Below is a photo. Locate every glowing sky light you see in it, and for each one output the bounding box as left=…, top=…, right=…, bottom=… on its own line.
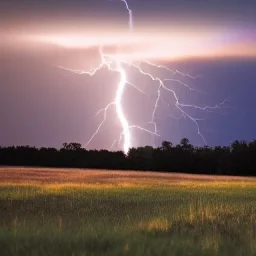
left=56, top=0, right=232, bottom=154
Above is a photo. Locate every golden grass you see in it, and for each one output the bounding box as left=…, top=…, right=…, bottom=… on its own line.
left=0, top=167, right=255, bottom=256
left=0, top=167, right=255, bottom=188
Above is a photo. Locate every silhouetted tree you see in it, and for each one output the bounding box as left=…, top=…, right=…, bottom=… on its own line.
left=180, top=138, right=193, bottom=150
left=161, top=141, right=173, bottom=151
left=0, top=139, right=255, bottom=176
left=62, top=143, right=82, bottom=151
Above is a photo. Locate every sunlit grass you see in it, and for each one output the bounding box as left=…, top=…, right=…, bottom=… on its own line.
left=0, top=168, right=255, bottom=255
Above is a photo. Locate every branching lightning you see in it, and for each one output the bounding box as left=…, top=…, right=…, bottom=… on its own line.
left=58, top=0, right=228, bottom=154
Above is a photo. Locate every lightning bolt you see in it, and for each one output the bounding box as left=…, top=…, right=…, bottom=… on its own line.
left=115, top=61, right=131, bottom=154
left=121, top=0, right=133, bottom=31
left=58, top=0, right=228, bottom=154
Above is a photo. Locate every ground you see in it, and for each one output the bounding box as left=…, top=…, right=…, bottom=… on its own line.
left=0, top=167, right=255, bottom=256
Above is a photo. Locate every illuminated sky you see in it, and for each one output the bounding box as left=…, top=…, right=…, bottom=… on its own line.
left=1, top=0, right=256, bottom=149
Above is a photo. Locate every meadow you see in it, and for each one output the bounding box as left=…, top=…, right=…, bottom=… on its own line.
left=0, top=167, right=255, bottom=256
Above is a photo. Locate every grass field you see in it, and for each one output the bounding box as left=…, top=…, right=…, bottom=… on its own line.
left=0, top=167, right=256, bottom=256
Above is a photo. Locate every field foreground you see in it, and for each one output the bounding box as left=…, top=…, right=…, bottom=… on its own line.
left=0, top=167, right=256, bottom=256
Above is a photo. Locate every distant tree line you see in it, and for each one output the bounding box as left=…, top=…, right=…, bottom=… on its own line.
left=0, top=138, right=256, bottom=176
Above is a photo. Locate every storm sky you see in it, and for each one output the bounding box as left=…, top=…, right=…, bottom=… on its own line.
left=1, top=0, right=256, bottom=150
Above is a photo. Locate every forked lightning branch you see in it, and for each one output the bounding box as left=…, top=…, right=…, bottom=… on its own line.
left=59, top=0, right=227, bottom=154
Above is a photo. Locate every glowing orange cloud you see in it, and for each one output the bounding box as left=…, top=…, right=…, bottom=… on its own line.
left=2, top=22, right=255, bottom=62
left=14, top=29, right=255, bottom=61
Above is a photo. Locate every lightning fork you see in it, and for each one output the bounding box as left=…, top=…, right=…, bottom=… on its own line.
left=58, top=0, right=227, bottom=153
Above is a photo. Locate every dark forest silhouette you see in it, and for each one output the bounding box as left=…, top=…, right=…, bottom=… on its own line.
left=0, top=138, right=256, bottom=176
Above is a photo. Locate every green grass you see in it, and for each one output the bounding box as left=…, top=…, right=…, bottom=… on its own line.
left=0, top=181, right=256, bottom=255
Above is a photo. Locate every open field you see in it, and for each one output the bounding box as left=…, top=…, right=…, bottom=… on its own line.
left=0, top=167, right=256, bottom=256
